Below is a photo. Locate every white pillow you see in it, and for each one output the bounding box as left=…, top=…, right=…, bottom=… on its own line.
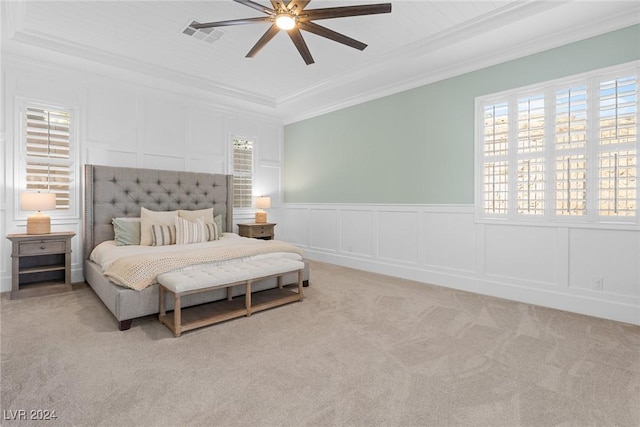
left=178, top=208, right=214, bottom=225
left=140, top=207, right=178, bottom=246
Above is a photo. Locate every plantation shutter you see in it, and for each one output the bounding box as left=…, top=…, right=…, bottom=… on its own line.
left=232, top=138, right=254, bottom=208
left=516, top=94, right=545, bottom=215
left=24, top=106, right=72, bottom=210
left=554, top=86, right=588, bottom=216
left=598, top=75, right=637, bottom=217
left=482, top=102, right=509, bottom=214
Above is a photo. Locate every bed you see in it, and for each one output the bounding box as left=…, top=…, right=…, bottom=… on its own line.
left=83, top=164, right=309, bottom=330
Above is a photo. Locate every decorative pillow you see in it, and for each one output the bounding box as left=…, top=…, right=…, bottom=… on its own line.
left=214, top=214, right=223, bottom=234
left=151, top=225, right=176, bottom=246
left=178, top=208, right=214, bottom=225
left=205, top=222, right=219, bottom=241
left=175, top=216, right=207, bottom=245
left=140, top=208, right=178, bottom=246
left=112, top=218, right=141, bottom=246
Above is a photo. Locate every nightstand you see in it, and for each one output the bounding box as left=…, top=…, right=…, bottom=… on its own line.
left=6, top=231, right=75, bottom=299
left=237, top=223, right=276, bottom=240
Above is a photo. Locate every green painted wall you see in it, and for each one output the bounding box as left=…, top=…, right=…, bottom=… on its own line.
left=283, top=24, right=640, bottom=204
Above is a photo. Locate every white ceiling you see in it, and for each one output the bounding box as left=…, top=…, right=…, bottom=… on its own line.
left=2, top=0, right=639, bottom=123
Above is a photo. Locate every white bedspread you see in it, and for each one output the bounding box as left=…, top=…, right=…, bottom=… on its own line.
left=90, top=233, right=304, bottom=290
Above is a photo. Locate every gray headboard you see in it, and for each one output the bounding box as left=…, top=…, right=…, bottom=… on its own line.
left=83, top=164, right=233, bottom=259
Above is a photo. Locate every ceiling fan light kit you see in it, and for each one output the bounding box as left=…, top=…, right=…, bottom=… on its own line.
left=191, top=0, right=392, bottom=65
left=275, top=13, right=296, bottom=30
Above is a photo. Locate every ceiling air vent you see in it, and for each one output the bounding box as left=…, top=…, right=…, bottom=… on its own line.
left=182, top=20, right=224, bottom=44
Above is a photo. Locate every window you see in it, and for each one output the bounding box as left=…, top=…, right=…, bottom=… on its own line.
left=21, top=102, right=75, bottom=211
left=232, top=137, right=254, bottom=208
left=477, top=63, right=638, bottom=225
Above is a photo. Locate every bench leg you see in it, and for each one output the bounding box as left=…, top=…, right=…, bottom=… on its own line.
left=159, top=286, right=166, bottom=317
left=298, top=270, right=304, bottom=301
left=173, top=293, right=182, bottom=337
left=245, top=281, right=252, bottom=317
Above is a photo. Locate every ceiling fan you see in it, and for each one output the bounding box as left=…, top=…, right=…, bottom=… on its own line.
left=190, top=0, right=392, bottom=65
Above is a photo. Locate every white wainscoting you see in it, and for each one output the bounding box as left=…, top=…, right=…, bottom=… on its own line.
left=1, top=54, right=285, bottom=293
left=281, top=203, right=640, bottom=325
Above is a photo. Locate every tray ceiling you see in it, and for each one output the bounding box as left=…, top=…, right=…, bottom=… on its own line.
left=2, top=1, right=639, bottom=122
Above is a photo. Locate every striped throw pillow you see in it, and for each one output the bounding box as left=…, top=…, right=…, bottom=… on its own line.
left=175, top=216, right=207, bottom=245
left=204, top=222, right=220, bottom=241
left=150, top=224, right=176, bottom=246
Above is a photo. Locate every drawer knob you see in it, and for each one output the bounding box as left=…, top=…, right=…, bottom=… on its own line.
left=40, top=246, right=46, bottom=250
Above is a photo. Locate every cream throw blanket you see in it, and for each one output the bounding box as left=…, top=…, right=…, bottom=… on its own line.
left=103, top=241, right=304, bottom=290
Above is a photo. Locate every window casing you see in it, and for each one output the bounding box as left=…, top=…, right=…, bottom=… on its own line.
left=18, top=100, right=78, bottom=218
left=476, top=63, right=639, bottom=227
left=232, top=137, right=254, bottom=209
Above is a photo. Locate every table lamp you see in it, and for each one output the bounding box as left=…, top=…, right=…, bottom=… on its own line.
left=255, top=196, right=271, bottom=224
left=21, top=192, right=57, bottom=234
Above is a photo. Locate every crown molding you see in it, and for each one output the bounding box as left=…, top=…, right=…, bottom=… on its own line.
left=3, top=0, right=638, bottom=125
left=1, top=51, right=287, bottom=125
left=279, top=2, right=640, bottom=124
left=0, top=0, right=26, bottom=42
left=5, top=27, right=279, bottom=110
left=276, top=0, right=561, bottom=107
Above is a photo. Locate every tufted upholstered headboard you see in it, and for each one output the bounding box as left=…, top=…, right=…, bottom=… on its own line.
left=83, top=164, right=233, bottom=260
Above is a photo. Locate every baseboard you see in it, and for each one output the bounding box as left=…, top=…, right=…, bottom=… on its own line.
left=305, top=250, right=640, bottom=326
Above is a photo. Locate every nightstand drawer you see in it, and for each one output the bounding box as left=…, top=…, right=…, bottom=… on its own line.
left=237, top=223, right=276, bottom=240
left=252, top=227, right=272, bottom=237
left=19, top=240, right=66, bottom=256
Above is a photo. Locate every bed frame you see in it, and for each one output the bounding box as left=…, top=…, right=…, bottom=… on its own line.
left=83, top=164, right=309, bottom=330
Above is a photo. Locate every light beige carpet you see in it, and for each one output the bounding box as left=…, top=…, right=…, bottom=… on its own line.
left=1, top=260, right=639, bottom=427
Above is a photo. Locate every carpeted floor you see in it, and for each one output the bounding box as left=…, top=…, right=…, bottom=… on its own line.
left=1, top=260, right=639, bottom=427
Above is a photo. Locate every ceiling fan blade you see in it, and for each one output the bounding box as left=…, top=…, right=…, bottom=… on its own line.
left=246, top=24, right=280, bottom=58
left=288, top=0, right=310, bottom=13
left=287, top=28, right=314, bottom=65
left=298, top=21, right=367, bottom=51
left=191, top=17, right=272, bottom=29
left=234, top=0, right=275, bottom=15
left=270, top=1, right=286, bottom=9
left=302, top=3, right=391, bottom=21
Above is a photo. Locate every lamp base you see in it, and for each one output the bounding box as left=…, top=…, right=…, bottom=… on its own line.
left=255, top=210, right=267, bottom=224
left=27, top=213, right=51, bottom=234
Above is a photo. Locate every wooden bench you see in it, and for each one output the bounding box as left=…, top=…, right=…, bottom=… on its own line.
left=157, top=258, right=305, bottom=337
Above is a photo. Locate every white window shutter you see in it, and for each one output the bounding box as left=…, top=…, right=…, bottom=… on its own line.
left=24, top=106, right=72, bottom=210
left=232, top=138, right=254, bottom=209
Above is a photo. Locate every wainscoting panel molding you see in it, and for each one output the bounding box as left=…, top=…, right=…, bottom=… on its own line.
left=421, top=210, right=476, bottom=274
left=340, top=208, right=374, bottom=257
left=86, top=86, right=139, bottom=147
left=86, top=147, right=138, bottom=168
left=187, top=157, right=226, bottom=175
left=568, top=228, right=640, bottom=298
left=377, top=209, right=420, bottom=265
left=282, top=207, right=311, bottom=247
left=142, top=153, right=185, bottom=172
left=309, top=208, right=339, bottom=252
left=483, top=224, right=559, bottom=286
left=281, top=203, right=640, bottom=325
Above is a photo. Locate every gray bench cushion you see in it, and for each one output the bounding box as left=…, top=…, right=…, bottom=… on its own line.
left=157, top=259, right=305, bottom=293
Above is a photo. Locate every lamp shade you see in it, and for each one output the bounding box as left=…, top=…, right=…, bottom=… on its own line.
left=21, top=192, right=56, bottom=234
left=255, top=196, right=271, bottom=209
left=21, top=192, right=56, bottom=211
